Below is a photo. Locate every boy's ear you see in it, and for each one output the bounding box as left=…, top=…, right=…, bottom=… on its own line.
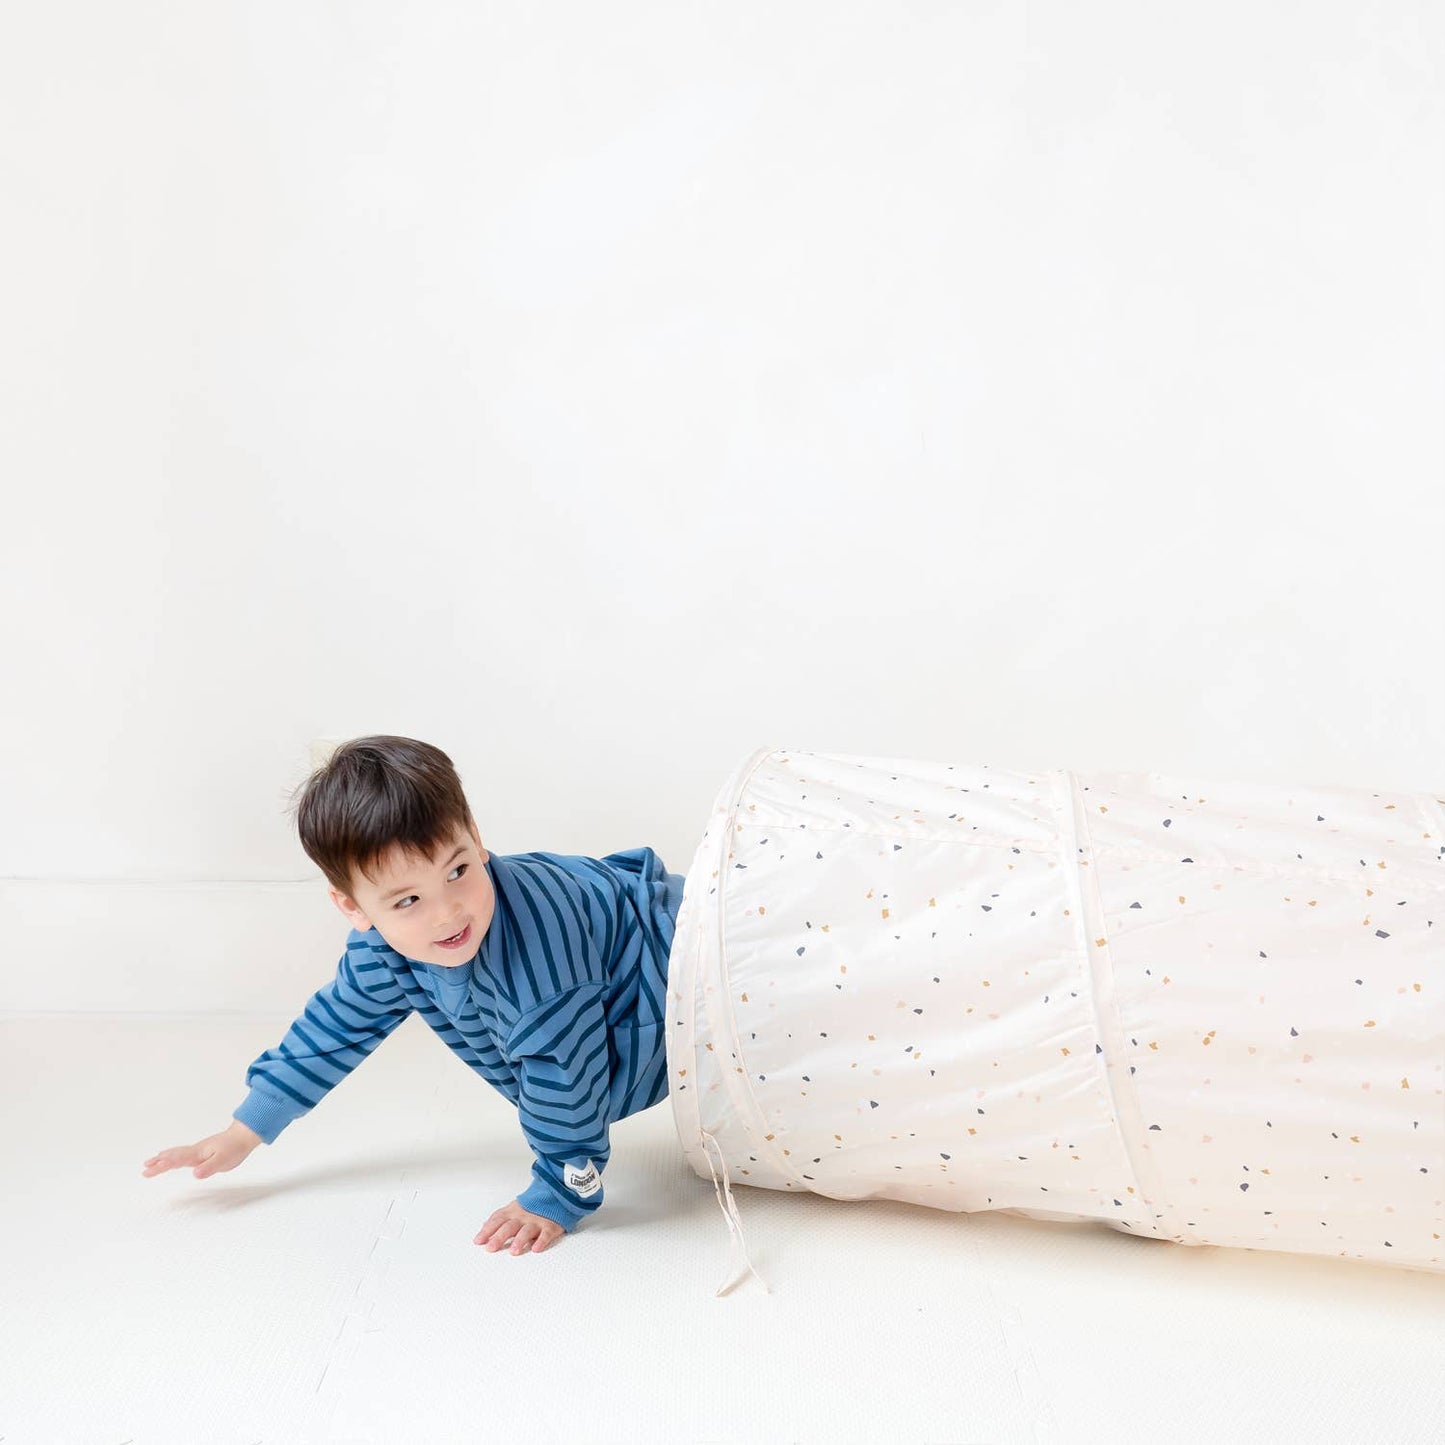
left=329, top=886, right=373, bottom=932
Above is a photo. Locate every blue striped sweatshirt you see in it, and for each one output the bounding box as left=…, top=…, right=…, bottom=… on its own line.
left=232, top=847, right=686, bottom=1231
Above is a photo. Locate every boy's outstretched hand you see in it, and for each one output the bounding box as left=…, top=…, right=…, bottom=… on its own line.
left=475, top=1200, right=565, bottom=1255
left=141, top=1120, right=261, bottom=1180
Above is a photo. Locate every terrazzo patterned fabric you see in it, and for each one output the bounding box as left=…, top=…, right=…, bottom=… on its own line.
left=666, top=746, right=1444, bottom=1289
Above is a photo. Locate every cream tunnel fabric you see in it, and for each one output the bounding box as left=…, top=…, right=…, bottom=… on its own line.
left=664, top=746, right=1445, bottom=1294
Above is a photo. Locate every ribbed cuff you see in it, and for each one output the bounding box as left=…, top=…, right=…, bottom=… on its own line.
left=516, top=1178, right=587, bottom=1231
left=232, top=1087, right=308, bottom=1146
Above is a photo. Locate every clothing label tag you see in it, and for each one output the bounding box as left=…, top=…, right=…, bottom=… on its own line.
left=564, top=1160, right=601, bottom=1198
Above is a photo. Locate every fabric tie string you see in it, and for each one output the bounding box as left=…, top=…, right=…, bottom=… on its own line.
left=698, top=1127, right=770, bottom=1296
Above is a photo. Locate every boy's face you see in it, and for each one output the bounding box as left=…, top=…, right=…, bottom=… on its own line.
left=329, top=818, right=495, bottom=967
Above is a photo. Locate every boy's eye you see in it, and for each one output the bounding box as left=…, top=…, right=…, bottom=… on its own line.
left=394, top=862, right=468, bottom=909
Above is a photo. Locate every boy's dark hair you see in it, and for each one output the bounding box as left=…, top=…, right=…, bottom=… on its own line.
left=287, top=735, right=476, bottom=900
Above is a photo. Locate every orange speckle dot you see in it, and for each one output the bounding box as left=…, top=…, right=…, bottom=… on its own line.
left=882, top=908, right=890, bottom=919
left=740, top=993, right=748, bottom=1003
left=1095, top=937, right=1107, bottom=947
left=1364, top=1019, right=1376, bottom=1027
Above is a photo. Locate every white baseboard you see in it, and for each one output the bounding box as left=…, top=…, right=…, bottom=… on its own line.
left=0, top=878, right=353, bottom=1014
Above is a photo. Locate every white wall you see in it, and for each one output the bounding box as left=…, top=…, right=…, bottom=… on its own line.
left=3, top=2, right=1441, bottom=1012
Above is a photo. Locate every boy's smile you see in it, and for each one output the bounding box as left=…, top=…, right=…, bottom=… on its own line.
left=328, top=819, right=496, bottom=967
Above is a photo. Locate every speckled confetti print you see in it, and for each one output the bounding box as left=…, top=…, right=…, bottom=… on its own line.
left=665, top=746, right=1444, bottom=1280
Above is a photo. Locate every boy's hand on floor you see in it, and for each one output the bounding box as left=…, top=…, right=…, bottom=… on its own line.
left=475, top=1200, right=565, bottom=1255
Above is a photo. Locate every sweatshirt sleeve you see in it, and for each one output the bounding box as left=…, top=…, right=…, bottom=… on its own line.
left=232, top=936, right=414, bottom=1145
left=506, top=981, right=613, bottom=1231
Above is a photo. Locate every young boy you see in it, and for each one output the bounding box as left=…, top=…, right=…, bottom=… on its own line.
left=141, top=735, right=686, bottom=1257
